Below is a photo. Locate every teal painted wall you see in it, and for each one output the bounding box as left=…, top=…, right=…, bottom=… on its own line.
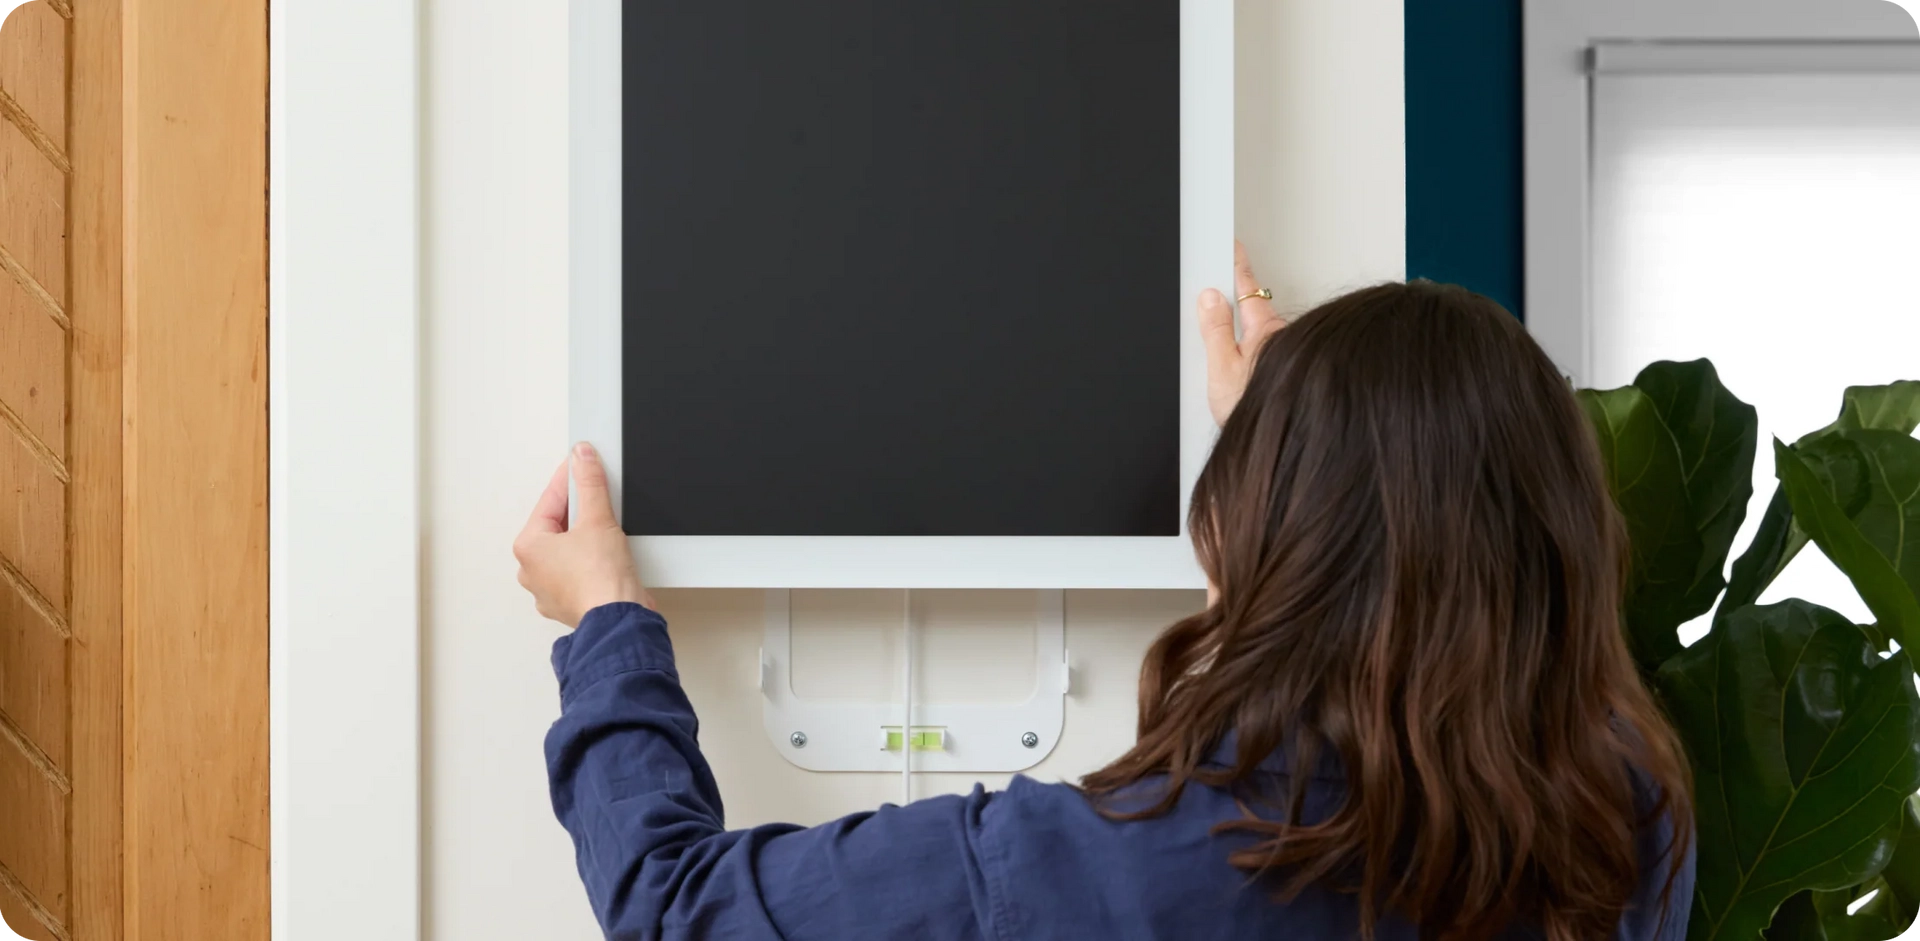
left=1405, top=0, right=1524, bottom=318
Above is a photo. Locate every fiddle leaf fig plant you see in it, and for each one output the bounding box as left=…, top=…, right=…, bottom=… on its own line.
left=1658, top=598, right=1919, bottom=941
left=1724, top=384, right=1920, bottom=629
left=1579, top=361, right=1756, bottom=669
left=1579, top=366, right=1920, bottom=941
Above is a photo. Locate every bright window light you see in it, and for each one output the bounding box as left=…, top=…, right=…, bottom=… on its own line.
left=1590, top=73, right=1920, bottom=645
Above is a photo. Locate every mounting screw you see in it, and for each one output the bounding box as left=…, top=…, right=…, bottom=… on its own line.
left=790, top=731, right=808, bottom=748
left=1021, top=732, right=1039, bottom=749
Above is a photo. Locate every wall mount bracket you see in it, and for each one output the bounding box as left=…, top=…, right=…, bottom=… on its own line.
left=759, top=589, right=1069, bottom=773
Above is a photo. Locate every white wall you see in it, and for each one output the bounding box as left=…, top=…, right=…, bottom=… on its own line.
left=420, top=1, right=1404, bottom=937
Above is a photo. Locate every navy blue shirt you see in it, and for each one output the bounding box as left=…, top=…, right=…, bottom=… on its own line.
left=548, top=603, right=1694, bottom=940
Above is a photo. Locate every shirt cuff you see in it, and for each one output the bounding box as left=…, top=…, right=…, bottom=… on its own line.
left=550, top=602, right=676, bottom=705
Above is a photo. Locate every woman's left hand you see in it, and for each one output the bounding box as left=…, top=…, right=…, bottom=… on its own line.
left=1199, top=241, right=1285, bottom=426
left=514, top=442, right=657, bottom=628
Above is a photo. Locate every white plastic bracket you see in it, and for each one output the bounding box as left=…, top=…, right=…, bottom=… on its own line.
left=761, top=589, right=1068, bottom=773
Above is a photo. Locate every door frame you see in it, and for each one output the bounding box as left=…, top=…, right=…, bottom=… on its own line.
left=30, top=0, right=275, bottom=937
left=268, top=1, right=421, bottom=940
left=1520, top=0, right=1916, bottom=384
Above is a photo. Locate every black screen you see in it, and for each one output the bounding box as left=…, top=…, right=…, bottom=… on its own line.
left=623, top=2, right=1180, bottom=536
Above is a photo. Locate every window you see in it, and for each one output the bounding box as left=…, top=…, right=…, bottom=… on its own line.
left=1589, top=65, right=1920, bottom=635
left=1525, top=0, right=1918, bottom=640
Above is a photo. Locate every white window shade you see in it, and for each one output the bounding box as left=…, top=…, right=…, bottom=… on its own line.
left=1591, top=71, right=1920, bottom=637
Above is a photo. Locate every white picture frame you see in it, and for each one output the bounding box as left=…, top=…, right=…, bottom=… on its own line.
left=570, top=0, right=1232, bottom=589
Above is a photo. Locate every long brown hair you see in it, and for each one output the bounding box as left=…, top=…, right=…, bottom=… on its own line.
left=1082, top=281, right=1691, bottom=941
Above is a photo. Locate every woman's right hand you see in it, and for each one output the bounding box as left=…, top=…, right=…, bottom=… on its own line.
left=1199, top=241, right=1285, bottom=426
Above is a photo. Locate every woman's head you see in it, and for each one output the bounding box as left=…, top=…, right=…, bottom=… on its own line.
left=1084, top=281, right=1690, bottom=941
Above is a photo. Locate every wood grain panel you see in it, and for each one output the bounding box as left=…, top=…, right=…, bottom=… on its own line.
left=0, top=2, right=66, bottom=152
left=67, top=0, right=123, bottom=935
left=0, top=5, right=68, bottom=937
left=123, top=0, right=268, bottom=936
left=0, top=422, right=64, bottom=616
left=0, top=119, right=65, bottom=306
left=3, top=1, right=271, bottom=937
left=0, top=273, right=64, bottom=461
left=0, top=737, right=66, bottom=925
left=0, top=575, right=67, bottom=770
left=0, top=887, right=57, bottom=941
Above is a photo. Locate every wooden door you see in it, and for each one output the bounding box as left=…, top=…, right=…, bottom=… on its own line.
left=0, top=0, right=268, bottom=938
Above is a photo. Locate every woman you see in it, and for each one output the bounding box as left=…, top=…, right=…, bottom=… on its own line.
left=514, top=247, right=1695, bottom=941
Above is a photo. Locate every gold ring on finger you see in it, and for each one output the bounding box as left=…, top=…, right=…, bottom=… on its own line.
left=1237, top=287, right=1272, bottom=303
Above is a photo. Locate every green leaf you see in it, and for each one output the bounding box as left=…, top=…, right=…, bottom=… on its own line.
left=1873, top=798, right=1920, bottom=929
left=1775, top=440, right=1920, bottom=655
left=1828, top=431, right=1920, bottom=603
left=1724, top=489, right=1801, bottom=624
left=1797, top=436, right=1878, bottom=522
left=1724, top=437, right=1875, bottom=632
left=1580, top=368, right=1757, bottom=670
left=1803, top=382, right=1920, bottom=443
left=1785, top=433, right=1890, bottom=649
left=1658, top=600, right=1920, bottom=941
left=1723, top=382, right=1920, bottom=623
left=1580, top=387, right=1703, bottom=668
left=1804, top=883, right=1912, bottom=941
left=1637, top=360, right=1760, bottom=621
left=1769, top=891, right=1828, bottom=941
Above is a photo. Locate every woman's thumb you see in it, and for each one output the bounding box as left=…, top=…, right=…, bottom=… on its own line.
left=570, top=442, right=618, bottom=526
